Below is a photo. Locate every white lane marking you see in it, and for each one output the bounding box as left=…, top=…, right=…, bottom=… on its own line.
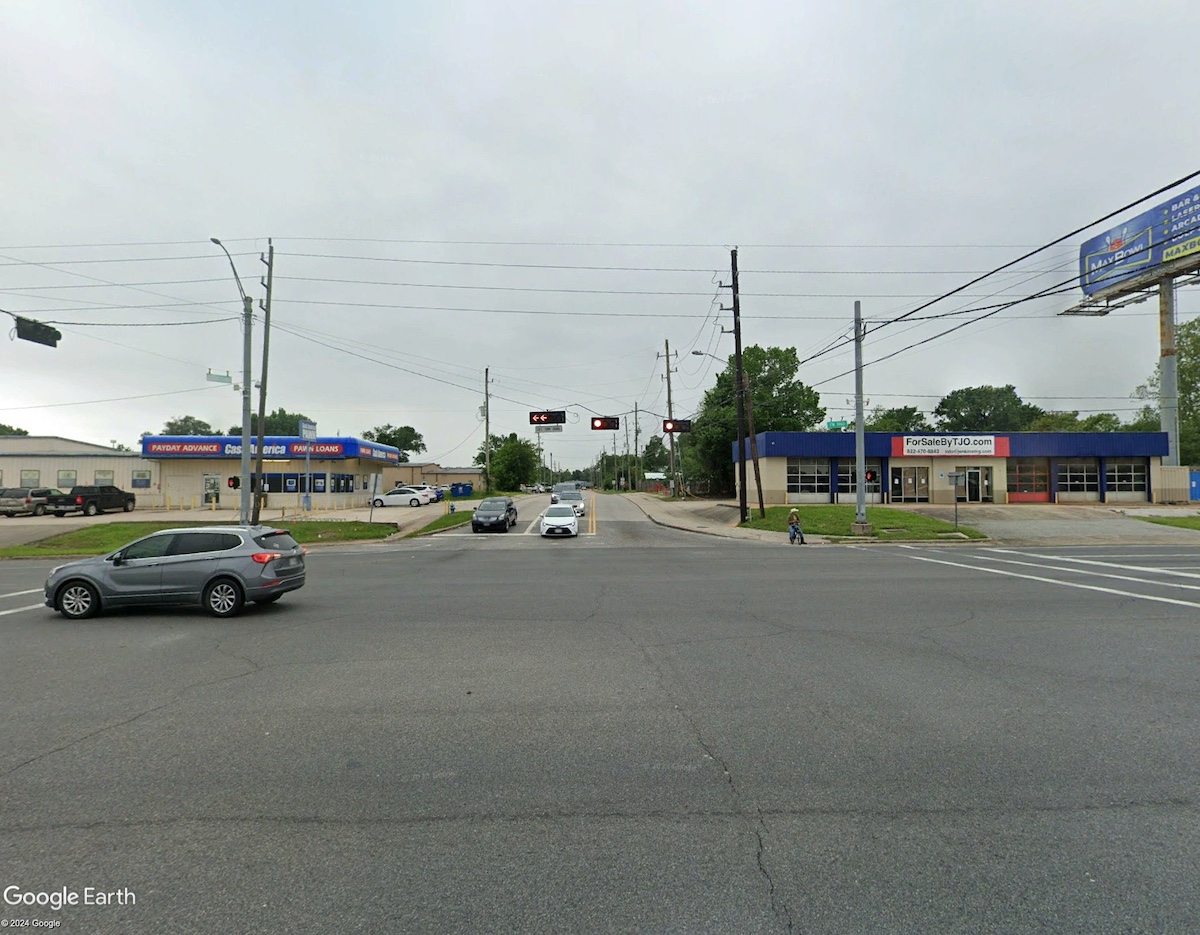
left=0, top=588, right=44, bottom=599
left=906, top=555, right=1200, bottom=610
left=946, top=553, right=1200, bottom=593
left=0, top=603, right=45, bottom=617
left=991, top=549, right=1200, bottom=580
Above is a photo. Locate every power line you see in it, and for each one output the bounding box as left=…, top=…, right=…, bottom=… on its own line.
left=0, top=385, right=226, bottom=411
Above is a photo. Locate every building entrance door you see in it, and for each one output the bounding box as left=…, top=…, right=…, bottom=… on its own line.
left=202, top=474, right=221, bottom=505
left=890, top=466, right=929, bottom=503
left=956, top=466, right=991, bottom=502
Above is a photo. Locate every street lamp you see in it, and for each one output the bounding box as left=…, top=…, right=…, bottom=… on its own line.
left=211, top=237, right=253, bottom=525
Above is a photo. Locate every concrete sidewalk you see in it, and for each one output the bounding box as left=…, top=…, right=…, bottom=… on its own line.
left=627, top=493, right=806, bottom=545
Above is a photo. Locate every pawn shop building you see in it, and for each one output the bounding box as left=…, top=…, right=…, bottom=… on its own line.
left=141, top=435, right=402, bottom=508
left=737, top=432, right=1185, bottom=506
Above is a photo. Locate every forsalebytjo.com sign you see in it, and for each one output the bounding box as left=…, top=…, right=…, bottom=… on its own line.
left=893, top=435, right=1010, bottom=457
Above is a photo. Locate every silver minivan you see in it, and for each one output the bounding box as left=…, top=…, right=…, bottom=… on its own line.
left=44, top=525, right=306, bottom=619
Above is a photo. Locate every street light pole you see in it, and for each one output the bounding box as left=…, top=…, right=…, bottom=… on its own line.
left=211, top=238, right=253, bottom=525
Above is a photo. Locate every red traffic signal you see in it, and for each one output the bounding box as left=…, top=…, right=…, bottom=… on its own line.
left=865, top=470, right=878, bottom=483
left=591, top=416, right=620, bottom=430
left=529, top=410, right=567, bottom=425
left=227, top=476, right=240, bottom=489
left=662, top=419, right=692, bottom=433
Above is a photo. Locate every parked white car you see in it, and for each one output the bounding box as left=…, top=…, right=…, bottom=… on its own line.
left=540, top=504, right=579, bottom=538
left=372, top=487, right=431, bottom=508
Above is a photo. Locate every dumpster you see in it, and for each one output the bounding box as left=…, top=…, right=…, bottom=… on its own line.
left=451, top=483, right=473, bottom=497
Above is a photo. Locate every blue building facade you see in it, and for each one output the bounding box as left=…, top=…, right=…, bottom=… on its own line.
left=734, top=432, right=1179, bottom=505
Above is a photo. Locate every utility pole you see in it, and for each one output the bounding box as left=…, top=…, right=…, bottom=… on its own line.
left=1160, top=280, right=1180, bottom=465
left=251, top=239, right=273, bottom=524
left=633, top=401, right=640, bottom=492
left=852, top=300, right=872, bottom=535
left=660, top=339, right=678, bottom=496
left=484, top=368, right=491, bottom=491
left=731, top=248, right=748, bottom=524
left=743, top=373, right=766, bottom=518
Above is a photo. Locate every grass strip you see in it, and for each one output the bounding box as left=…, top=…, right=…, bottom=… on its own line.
left=407, top=511, right=475, bottom=536
left=740, top=504, right=986, bottom=540
left=0, top=519, right=397, bottom=558
left=1140, top=516, right=1200, bottom=532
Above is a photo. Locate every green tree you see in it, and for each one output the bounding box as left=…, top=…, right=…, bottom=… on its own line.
left=640, top=436, right=670, bottom=472
left=864, top=405, right=933, bottom=432
left=0, top=423, right=29, bottom=436
left=362, top=424, right=426, bottom=462
left=1026, top=411, right=1124, bottom=432
left=474, top=433, right=537, bottom=490
left=229, top=407, right=313, bottom=436
left=933, top=385, right=1043, bottom=432
left=1128, top=317, right=1200, bottom=462
left=163, top=415, right=220, bottom=435
left=690, top=345, right=825, bottom=494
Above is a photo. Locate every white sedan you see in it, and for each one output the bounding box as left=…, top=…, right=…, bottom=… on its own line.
left=372, top=487, right=431, bottom=508
left=540, top=504, right=579, bottom=538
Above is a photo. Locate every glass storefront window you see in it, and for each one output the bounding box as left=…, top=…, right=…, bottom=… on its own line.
left=837, top=459, right=882, bottom=494
left=1007, top=458, right=1049, bottom=494
left=1106, top=460, right=1147, bottom=492
left=786, top=458, right=830, bottom=494
left=1057, top=459, right=1099, bottom=492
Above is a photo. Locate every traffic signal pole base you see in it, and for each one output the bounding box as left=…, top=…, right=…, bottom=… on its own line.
left=851, top=522, right=874, bottom=537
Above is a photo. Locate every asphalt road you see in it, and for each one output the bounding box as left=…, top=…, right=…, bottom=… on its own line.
left=2, top=495, right=1199, bottom=933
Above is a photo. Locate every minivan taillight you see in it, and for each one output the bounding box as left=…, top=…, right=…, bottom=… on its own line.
left=251, top=552, right=281, bottom=564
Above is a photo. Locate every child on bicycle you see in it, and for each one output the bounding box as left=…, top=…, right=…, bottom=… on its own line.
left=787, top=508, right=806, bottom=545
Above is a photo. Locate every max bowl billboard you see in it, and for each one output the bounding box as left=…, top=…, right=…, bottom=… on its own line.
left=1080, top=184, right=1200, bottom=296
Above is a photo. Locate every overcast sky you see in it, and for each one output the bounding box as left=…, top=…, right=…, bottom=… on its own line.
left=2, top=0, right=1197, bottom=469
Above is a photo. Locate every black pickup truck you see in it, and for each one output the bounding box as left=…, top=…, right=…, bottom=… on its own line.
left=47, top=485, right=137, bottom=517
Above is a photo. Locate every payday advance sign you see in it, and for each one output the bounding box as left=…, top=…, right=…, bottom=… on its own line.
left=892, top=435, right=1010, bottom=457
left=140, top=436, right=400, bottom=461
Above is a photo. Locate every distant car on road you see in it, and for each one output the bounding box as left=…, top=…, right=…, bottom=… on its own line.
left=540, top=504, right=579, bottom=538
left=47, top=485, right=136, bottom=517
left=372, top=487, right=430, bottom=507
left=0, top=487, right=64, bottom=517
left=557, top=489, right=587, bottom=516
left=472, top=497, right=518, bottom=533
left=44, top=524, right=306, bottom=619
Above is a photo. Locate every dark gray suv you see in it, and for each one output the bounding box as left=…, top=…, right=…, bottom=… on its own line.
left=44, top=525, right=306, bottom=619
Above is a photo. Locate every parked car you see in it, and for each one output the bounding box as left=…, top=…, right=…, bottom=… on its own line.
left=472, top=497, right=518, bottom=533
left=47, top=485, right=136, bottom=517
left=407, top=483, right=443, bottom=502
left=557, top=489, right=587, bottom=516
left=0, top=487, right=64, bottom=517
left=540, top=504, right=579, bottom=538
left=44, top=524, right=306, bottom=619
left=372, top=487, right=430, bottom=508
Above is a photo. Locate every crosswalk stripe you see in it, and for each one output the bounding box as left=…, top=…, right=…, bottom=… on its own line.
left=0, top=603, right=45, bottom=617
left=943, top=552, right=1200, bottom=593
left=906, top=554, right=1200, bottom=610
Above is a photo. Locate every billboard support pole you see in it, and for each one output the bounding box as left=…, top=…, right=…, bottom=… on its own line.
left=1160, top=279, right=1180, bottom=466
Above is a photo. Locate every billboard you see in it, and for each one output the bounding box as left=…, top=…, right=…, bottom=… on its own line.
left=1080, top=184, right=1200, bottom=296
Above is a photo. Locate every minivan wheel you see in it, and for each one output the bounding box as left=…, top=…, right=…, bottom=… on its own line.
left=32, top=504, right=45, bottom=516
left=83, top=502, right=98, bottom=517
left=203, top=578, right=244, bottom=618
left=58, top=581, right=99, bottom=619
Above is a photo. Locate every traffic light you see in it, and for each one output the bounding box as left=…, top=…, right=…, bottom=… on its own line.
left=227, top=477, right=240, bottom=489
left=14, top=316, right=62, bottom=348
left=662, top=419, right=692, bottom=433
left=529, top=410, right=567, bottom=425
left=591, top=416, right=620, bottom=430
left=865, top=470, right=878, bottom=483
